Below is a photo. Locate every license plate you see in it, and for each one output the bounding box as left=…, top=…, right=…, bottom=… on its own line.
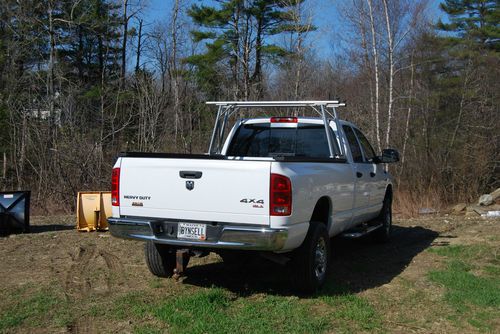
left=177, top=223, right=206, bottom=241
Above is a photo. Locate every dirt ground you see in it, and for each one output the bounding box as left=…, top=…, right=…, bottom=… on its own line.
left=0, top=214, right=499, bottom=333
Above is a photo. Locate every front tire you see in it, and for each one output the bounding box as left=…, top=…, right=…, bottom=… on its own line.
left=292, top=222, right=330, bottom=293
left=144, top=241, right=176, bottom=277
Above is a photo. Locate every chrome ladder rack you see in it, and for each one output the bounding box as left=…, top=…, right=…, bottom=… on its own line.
left=205, top=100, right=347, bottom=159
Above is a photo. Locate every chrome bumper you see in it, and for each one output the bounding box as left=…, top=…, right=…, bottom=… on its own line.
left=108, top=217, right=288, bottom=251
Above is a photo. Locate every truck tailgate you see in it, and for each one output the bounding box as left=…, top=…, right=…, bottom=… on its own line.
left=119, top=158, right=271, bottom=225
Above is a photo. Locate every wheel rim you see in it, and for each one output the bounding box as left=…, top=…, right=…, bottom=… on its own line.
left=314, top=237, right=327, bottom=281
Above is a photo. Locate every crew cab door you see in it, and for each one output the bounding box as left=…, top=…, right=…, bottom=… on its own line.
left=342, top=125, right=373, bottom=223
left=353, top=128, right=386, bottom=214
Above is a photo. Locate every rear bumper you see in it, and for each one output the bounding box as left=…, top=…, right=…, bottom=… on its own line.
left=108, top=217, right=288, bottom=251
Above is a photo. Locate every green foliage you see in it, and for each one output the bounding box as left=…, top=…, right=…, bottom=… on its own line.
left=186, top=0, right=310, bottom=98
left=148, top=288, right=328, bottom=334
left=429, top=244, right=496, bottom=262
left=58, top=0, right=123, bottom=84
left=191, top=31, right=217, bottom=42
left=437, top=0, right=499, bottom=51
left=111, top=285, right=384, bottom=334
left=261, top=45, right=290, bottom=60
left=428, top=245, right=500, bottom=331
left=110, top=291, right=151, bottom=320
left=319, top=283, right=383, bottom=331
left=0, top=288, right=69, bottom=331
left=184, top=38, right=228, bottom=98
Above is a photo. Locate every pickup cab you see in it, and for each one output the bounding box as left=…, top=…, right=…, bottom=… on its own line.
left=109, top=101, right=400, bottom=292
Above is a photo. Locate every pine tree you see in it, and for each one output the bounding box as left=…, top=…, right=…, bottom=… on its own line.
left=437, top=0, right=499, bottom=52
left=433, top=1, right=500, bottom=171
left=186, top=0, right=309, bottom=99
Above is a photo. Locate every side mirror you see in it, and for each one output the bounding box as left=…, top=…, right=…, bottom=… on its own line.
left=380, top=148, right=400, bottom=163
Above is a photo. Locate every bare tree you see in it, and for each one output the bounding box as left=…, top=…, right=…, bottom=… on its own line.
left=365, top=0, right=382, bottom=151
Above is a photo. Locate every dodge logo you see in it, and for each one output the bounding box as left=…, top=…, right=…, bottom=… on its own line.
left=186, top=181, right=194, bottom=191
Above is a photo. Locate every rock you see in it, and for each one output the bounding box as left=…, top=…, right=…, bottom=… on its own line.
left=418, top=207, right=437, bottom=215
left=465, top=210, right=479, bottom=217
left=478, top=194, right=494, bottom=206
left=473, top=206, right=487, bottom=215
left=451, top=203, right=467, bottom=214
left=490, top=188, right=500, bottom=201
left=466, top=205, right=485, bottom=216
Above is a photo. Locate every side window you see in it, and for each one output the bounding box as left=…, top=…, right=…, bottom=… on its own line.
left=354, top=128, right=377, bottom=162
left=342, top=125, right=364, bottom=163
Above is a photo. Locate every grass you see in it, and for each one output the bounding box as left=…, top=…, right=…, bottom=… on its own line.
left=5, top=216, right=499, bottom=333
left=0, top=283, right=381, bottom=334
left=0, top=287, right=70, bottom=332
left=429, top=244, right=498, bottom=263
left=110, top=285, right=382, bottom=334
left=428, top=244, right=500, bottom=331
left=319, top=283, right=382, bottom=332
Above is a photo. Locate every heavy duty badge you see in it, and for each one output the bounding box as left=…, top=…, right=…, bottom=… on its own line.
left=186, top=181, right=194, bottom=190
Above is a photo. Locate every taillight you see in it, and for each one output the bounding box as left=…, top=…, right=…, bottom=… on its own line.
left=111, top=167, right=120, bottom=206
left=270, top=173, right=292, bottom=216
left=270, top=117, right=298, bottom=123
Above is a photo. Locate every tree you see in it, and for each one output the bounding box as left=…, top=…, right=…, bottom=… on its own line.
left=339, top=0, right=427, bottom=150
left=437, top=0, right=500, bottom=51
left=186, top=0, right=309, bottom=99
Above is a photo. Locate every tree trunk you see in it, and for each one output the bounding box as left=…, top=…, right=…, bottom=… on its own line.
left=357, top=3, right=376, bottom=139
left=121, top=0, right=128, bottom=84
left=444, top=60, right=472, bottom=166
left=47, top=1, right=56, bottom=126
left=135, top=18, right=143, bottom=73
left=232, top=3, right=242, bottom=99
left=242, top=12, right=251, bottom=100
left=2, top=152, right=6, bottom=179
left=17, top=112, right=27, bottom=191
left=366, top=0, right=381, bottom=152
left=382, top=0, right=394, bottom=148
left=400, top=54, right=414, bottom=174
left=170, top=0, right=181, bottom=147
left=252, top=15, right=263, bottom=97
left=77, top=25, right=84, bottom=80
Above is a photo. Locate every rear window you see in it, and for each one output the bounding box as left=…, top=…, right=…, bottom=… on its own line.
left=227, top=123, right=332, bottom=158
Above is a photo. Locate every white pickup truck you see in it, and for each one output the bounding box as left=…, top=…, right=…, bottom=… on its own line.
left=109, top=101, right=399, bottom=292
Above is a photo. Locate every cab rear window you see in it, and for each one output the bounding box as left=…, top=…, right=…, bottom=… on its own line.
left=227, top=123, right=332, bottom=158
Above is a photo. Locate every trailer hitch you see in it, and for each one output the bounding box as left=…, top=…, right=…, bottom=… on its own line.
left=173, top=249, right=190, bottom=281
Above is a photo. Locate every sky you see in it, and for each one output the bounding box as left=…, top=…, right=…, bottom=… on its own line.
left=140, top=0, right=445, bottom=59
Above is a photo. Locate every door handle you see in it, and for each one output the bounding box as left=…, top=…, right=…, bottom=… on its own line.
left=179, top=171, right=203, bottom=179
left=356, top=172, right=363, bottom=178
left=370, top=172, right=376, bottom=177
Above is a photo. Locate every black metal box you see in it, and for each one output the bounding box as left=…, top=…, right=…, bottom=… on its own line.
left=0, top=191, right=30, bottom=234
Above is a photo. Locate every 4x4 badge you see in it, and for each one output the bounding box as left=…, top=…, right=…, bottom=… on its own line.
left=186, top=181, right=194, bottom=190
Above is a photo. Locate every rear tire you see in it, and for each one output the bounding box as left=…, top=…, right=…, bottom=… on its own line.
left=372, top=193, right=392, bottom=243
left=292, top=222, right=330, bottom=294
left=144, top=241, right=176, bottom=277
